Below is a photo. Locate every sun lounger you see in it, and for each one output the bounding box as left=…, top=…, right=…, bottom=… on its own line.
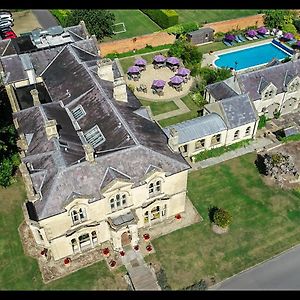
left=253, top=36, right=258, bottom=40
left=238, top=34, right=246, bottom=42
left=223, top=39, right=232, bottom=47
left=256, top=34, right=264, bottom=39
left=235, top=36, right=242, bottom=43
left=245, top=36, right=253, bottom=41
left=287, top=38, right=297, bottom=45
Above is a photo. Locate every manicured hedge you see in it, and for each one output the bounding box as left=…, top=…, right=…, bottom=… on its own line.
left=166, top=21, right=199, bottom=35
left=141, top=9, right=178, bottom=29
left=50, top=9, right=71, bottom=27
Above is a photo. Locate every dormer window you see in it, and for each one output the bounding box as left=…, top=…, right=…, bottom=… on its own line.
left=110, top=193, right=127, bottom=212
left=264, top=89, right=274, bottom=100
left=84, top=125, right=105, bottom=148
left=149, top=180, right=161, bottom=197
left=71, top=105, right=86, bottom=120
left=289, top=80, right=300, bottom=93
left=71, top=207, right=87, bottom=225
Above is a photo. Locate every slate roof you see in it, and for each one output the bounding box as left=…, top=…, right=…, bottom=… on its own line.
left=236, top=59, right=300, bottom=101
left=163, top=113, right=227, bottom=144
left=206, top=81, right=238, bottom=101
left=219, top=94, right=258, bottom=129
left=188, top=27, right=214, bottom=36
left=5, top=29, right=190, bottom=221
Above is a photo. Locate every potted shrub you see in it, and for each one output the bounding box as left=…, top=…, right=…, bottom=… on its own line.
left=143, top=233, right=150, bottom=241
left=175, top=213, right=182, bottom=220
left=134, top=245, right=139, bottom=251
left=64, top=257, right=71, bottom=265
left=102, top=247, right=110, bottom=257
left=146, top=244, right=152, bottom=252
left=109, top=260, right=116, bottom=268
left=120, top=250, right=125, bottom=257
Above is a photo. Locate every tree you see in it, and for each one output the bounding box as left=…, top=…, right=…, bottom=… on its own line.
left=282, top=23, right=297, bottom=35
left=65, top=10, right=115, bottom=41
left=263, top=10, right=296, bottom=29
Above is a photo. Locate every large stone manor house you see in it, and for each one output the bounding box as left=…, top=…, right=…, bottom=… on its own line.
left=0, top=23, right=190, bottom=260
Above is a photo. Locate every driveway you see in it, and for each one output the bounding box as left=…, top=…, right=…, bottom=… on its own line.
left=32, top=10, right=58, bottom=29
left=211, top=244, right=300, bottom=290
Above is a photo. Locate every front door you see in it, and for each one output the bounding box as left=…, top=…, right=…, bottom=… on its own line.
left=121, top=231, right=131, bottom=246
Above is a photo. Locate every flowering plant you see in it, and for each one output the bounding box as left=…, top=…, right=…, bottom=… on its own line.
left=134, top=245, right=139, bottom=251
left=64, top=257, right=71, bottom=265
left=120, top=250, right=125, bottom=256
left=102, top=247, right=110, bottom=256
left=146, top=244, right=152, bottom=252
left=175, top=214, right=182, bottom=220
left=143, top=233, right=150, bottom=241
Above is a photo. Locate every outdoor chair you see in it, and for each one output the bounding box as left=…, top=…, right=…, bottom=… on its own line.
left=238, top=35, right=246, bottom=42
left=223, top=39, right=232, bottom=47
left=235, top=36, right=242, bottom=43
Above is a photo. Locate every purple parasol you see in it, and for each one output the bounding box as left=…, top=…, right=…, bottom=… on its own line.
left=177, top=67, right=190, bottom=76
left=296, top=40, right=300, bottom=46
left=134, top=58, right=147, bottom=66
left=166, top=56, right=180, bottom=65
left=257, top=27, right=267, bottom=35
left=170, top=76, right=183, bottom=85
left=152, top=79, right=166, bottom=88
left=247, top=29, right=257, bottom=37
left=153, top=55, right=166, bottom=63
left=283, top=32, right=294, bottom=40
left=225, top=34, right=235, bottom=42
left=127, top=66, right=140, bottom=73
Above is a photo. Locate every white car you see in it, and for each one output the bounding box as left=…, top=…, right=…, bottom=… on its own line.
left=0, top=20, right=13, bottom=29
left=0, top=15, right=14, bottom=23
left=0, top=11, right=12, bottom=17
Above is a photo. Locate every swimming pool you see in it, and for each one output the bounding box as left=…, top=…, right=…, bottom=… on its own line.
left=214, top=42, right=292, bottom=71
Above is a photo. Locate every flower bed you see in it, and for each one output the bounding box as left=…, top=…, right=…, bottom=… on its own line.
left=102, top=247, right=110, bottom=257
left=143, top=233, right=150, bottom=241
left=146, top=244, right=152, bottom=252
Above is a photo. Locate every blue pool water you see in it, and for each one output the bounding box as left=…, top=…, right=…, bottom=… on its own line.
left=214, top=42, right=291, bottom=70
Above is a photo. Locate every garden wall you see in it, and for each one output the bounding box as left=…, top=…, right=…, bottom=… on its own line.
left=203, top=14, right=265, bottom=33
left=99, top=31, right=176, bottom=57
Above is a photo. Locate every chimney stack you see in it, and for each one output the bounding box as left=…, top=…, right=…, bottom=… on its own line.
left=97, top=58, right=114, bottom=82
left=30, top=89, right=40, bottom=106
left=168, top=127, right=179, bottom=152
left=113, top=77, right=128, bottom=102
left=83, top=143, right=95, bottom=162
left=45, top=120, right=58, bottom=140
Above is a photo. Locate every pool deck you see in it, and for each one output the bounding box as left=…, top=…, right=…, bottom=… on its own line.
left=201, top=38, right=274, bottom=69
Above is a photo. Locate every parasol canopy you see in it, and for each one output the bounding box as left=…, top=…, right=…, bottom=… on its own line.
left=170, top=76, right=183, bottom=85
left=127, top=66, right=140, bottom=73
left=177, top=67, right=190, bottom=76
left=166, top=56, right=180, bottom=65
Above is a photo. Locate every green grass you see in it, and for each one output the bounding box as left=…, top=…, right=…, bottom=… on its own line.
left=193, top=139, right=252, bottom=162
left=0, top=176, right=126, bottom=290
left=145, top=153, right=300, bottom=289
left=176, top=10, right=259, bottom=25
left=279, top=133, right=300, bottom=143
left=139, top=99, right=179, bottom=116
left=158, top=94, right=200, bottom=127
left=104, top=10, right=161, bottom=41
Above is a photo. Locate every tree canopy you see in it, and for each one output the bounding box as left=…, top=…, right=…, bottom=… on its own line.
left=263, top=10, right=297, bottom=29
left=65, top=10, right=116, bottom=41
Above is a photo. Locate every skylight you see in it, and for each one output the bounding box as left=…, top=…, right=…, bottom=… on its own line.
left=83, top=125, right=105, bottom=148
left=71, top=105, right=86, bottom=120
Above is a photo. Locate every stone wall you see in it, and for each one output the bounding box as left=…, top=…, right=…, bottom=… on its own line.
left=203, top=14, right=265, bottom=33
left=99, top=31, right=176, bottom=57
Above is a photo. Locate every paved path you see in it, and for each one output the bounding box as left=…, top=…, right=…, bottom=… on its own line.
left=32, top=10, right=58, bottom=30
left=211, top=244, right=300, bottom=290
left=153, top=97, right=190, bottom=121
left=192, top=138, right=276, bottom=170
left=121, top=246, right=161, bottom=290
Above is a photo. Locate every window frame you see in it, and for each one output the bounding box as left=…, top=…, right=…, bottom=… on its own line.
left=71, top=105, right=86, bottom=121
left=83, top=125, right=106, bottom=148
left=110, top=193, right=127, bottom=212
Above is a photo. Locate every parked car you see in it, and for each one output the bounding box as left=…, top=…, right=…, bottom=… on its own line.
left=0, top=28, right=16, bottom=39
left=0, top=15, right=14, bottom=23
left=0, top=11, right=12, bottom=18
left=0, top=20, right=13, bottom=29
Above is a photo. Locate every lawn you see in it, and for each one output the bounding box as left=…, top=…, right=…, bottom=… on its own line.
left=158, top=94, right=200, bottom=127
left=176, top=10, right=259, bottom=25
left=104, top=10, right=161, bottom=41
left=0, top=176, right=126, bottom=290
left=139, top=99, right=179, bottom=116
left=145, top=153, right=300, bottom=289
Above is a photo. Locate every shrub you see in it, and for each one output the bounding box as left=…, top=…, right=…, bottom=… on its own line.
left=258, top=115, right=267, bottom=129
left=282, top=23, right=297, bottom=35
left=185, top=279, right=207, bottom=290
left=166, top=21, right=198, bottom=35
left=156, top=268, right=171, bottom=290
left=50, top=9, right=71, bottom=27
left=141, top=9, right=178, bottom=29
left=213, top=208, right=232, bottom=228
left=293, top=19, right=300, bottom=32
left=0, top=158, right=14, bottom=187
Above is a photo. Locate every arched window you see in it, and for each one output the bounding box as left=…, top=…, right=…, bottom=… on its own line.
left=71, top=207, right=87, bottom=225
left=149, top=183, right=154, bottom=194
left=245, top=126, right=251, bottom=136
left=155, top=181, right=161, bottom=192
left=151, top=206, right=160, bottom=220
left=149, top=180, right=162, bottom=196
left=110, top=193, right=127, bottom=211
left=144, top=211, right=149, bottom=223
left=71, top=238, right=78, bottom=253
left=234, top=130, right=240, bottom=140
left=91, top=231, right=97, bottom=245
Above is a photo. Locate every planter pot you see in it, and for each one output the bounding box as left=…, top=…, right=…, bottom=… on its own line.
left=102, top=248, right=110, bottom=257
left=64, top=258, right=71, bottom=266
left=120, top=251, right=125, bottom=257
left=175, top=214, right=182, bottom=221
left=212, top=224, right=229, bottom=235
left=143, top=233, right=150, bottom=241
left=146, top=244, right=152, bottom=252
left=134, top=245, right=139, bottom=251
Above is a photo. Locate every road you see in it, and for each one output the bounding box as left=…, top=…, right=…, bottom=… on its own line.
left=32, top=10, right=58, bottom=30
left=211, top=244, right=300, bottom=290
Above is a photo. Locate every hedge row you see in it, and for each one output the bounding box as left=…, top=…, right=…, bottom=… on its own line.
left=141, top=9, right=178, bottom=29
left=166, top=21, right=199, bottom=35
left=50, top=9, right=71, bottom=27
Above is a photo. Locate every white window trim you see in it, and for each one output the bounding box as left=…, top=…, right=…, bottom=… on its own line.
left=71, top=105, right=86, bottom=121
left=110, top=193, right=127, bottom=212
